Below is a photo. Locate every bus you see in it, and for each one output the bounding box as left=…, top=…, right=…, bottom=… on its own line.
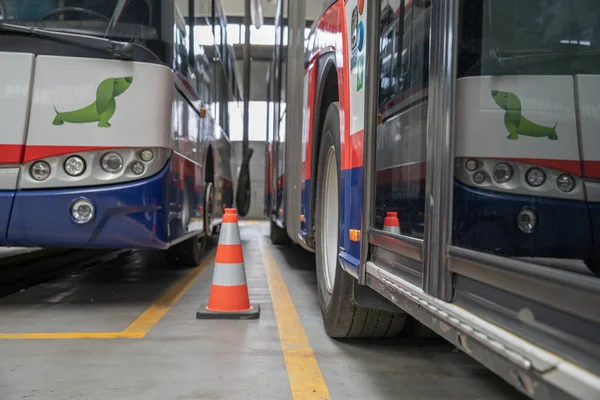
left=266, top=0, right=600, bottom=398
left=0, top=0, right=242, bottom=266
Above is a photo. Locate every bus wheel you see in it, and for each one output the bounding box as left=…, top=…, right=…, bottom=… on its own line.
left=315, top=102, right=404, bottom=339
left=167, top=185, right=206, bottom=267
left=204, top=182, right=215, bottom=236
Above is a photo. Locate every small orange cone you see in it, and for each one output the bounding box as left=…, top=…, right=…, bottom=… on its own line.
left=197, top=208, right=260, bottom=319
left=383, top=211, right=401, bottom=235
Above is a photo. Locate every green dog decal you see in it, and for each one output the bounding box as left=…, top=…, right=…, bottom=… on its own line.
left=52, top=76, right=133, bottom=128
left=491, top=90, right=558, bottom=140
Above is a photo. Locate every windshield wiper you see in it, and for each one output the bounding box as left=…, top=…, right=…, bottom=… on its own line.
left=0, top=22, right=133, bottom=60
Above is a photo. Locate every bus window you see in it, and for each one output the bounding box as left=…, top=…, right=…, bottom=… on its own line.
left=453, top=0, right=600, bottom=276
left=374, top=0, right=431, bottom=239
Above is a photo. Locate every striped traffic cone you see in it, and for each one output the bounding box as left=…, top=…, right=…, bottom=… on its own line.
left=383, top=211, right=401, bottom=235
left=196, top=208, right=260, bottom=319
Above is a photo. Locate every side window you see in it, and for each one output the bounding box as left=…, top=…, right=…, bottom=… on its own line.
left=374, top=0, right=431, bottom=239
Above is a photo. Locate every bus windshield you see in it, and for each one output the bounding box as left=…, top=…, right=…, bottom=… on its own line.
left=0, top=0, right=158, bottom=40
left=459, top=0, right=600, bottom=77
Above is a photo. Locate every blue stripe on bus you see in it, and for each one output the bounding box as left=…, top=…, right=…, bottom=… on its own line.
left=0, top=191, right=15, bottom=246
left=453, top=180, right=593, bottom=259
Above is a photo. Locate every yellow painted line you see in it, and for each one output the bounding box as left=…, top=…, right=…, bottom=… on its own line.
left=0, top=249, right=215, bottom=340
left=0, top=332, right=144, bottom=340
left=260, top=240, right=330, bottom=400
left=123, top=248, right=215, bottom=334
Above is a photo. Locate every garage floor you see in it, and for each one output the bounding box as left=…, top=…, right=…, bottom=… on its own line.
left=0, top=221, right=526, bottom=399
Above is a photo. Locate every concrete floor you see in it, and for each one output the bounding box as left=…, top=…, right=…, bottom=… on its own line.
left=0, top=222, right=526, bottom=400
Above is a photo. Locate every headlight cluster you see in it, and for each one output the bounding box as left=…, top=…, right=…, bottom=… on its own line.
left=23, top=148, right=169, bottom=189
left=455, top=158, right=582, bottom=200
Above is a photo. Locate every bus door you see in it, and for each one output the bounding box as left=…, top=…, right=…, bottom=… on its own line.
left=0, top=52, right=35, bottom=244
left=367, top=0, right=432, bottom=287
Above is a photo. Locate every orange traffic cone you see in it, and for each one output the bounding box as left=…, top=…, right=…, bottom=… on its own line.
left=196, top=208, right=260, bottom=319
left=383, top=211, right=401, bottom=235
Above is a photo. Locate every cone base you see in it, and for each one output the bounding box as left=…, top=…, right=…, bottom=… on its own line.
left=196, top=304, right=260, bottom=320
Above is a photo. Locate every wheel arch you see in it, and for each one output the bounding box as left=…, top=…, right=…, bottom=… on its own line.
left=307, top=53, right=340, bottom=246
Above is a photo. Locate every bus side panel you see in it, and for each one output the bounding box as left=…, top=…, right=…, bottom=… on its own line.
left=341, top=0, right=367, bottom=271
left=0, top=52, right=34, bottom=244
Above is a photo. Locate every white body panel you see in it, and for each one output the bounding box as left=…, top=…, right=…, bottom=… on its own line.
left=455, top=76, right=580, bottom=166
left=28, top=56, right=174, bottom=150
left=346, top=0, right=366, bottom=137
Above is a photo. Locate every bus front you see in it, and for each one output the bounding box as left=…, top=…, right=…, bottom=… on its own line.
left=452, top=0, right=600, bottom=274
left=0, top=0, right=175, bottom=248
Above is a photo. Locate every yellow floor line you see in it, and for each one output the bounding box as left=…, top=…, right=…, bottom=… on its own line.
left=0, top=249, right=215, bottom=340
left=260, top=240, right=331, bottom=400
left=0, top=332, right=144, bottom=340
left=123, top=248, right=215, bottom=334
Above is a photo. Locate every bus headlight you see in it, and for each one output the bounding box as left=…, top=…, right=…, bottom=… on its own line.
left=525, top=167, right=545, bottom=187
left=64, top=156, right=86, bottom=177
left=465, top=159, right=478, bottom=172
left=493, top=162, right=513, bottom=183
left=101, top=152, right=123, bottom=173
left=472, top=171, right=486, bottom=184
left=131, top=161, right=145, bottom=175
left=70, top=198, right=95, bottom=224
left=140, top=149, right=154, bottom=162
left=30, top=161, right=51, bottom=181
left=557, top=174, right=575, bottom=192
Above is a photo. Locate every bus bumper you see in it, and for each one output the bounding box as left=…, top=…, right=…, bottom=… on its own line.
left=452, top=181, right=593, bottom=260
left=6, top=164, right=171, bottom=249
left=0, top=191, right=15, bottom=246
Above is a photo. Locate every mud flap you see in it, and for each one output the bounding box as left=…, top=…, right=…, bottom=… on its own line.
left=236, top=147, right=254, bottom=217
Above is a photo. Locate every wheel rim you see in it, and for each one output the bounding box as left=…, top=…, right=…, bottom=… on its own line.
left=321, top=145, right=339, bottom=294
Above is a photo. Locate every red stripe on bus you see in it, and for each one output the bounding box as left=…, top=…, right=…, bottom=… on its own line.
left=339, top=0, right=351, bottom=172
left=583, top=161, right=600, bottom=179
left=0, top=144, right=24, bottom=164
left=347, top=130, right=364, bottom=170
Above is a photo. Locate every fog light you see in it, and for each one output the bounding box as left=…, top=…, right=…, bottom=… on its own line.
left=493, top=162, right=513, bottom=183
left=30, top=161, right=51, bottom=181
left=517, top=209, right=537, bottom=234
left=101, top=152, right=123, bottom=173
left=64, top=156, right=86, bottom=177
left=525, top=167, right=546, bottom=187
left=472, top=171, right=486, bottom=184
left=70, top=198, right=94, bottom=224
left=131, top=161, right=145, bottom=175
left=465, top=159, right=478, bottom=172
left=557, top=174, right=575, bottom=192
left=140, top=149, right=154, bottom=162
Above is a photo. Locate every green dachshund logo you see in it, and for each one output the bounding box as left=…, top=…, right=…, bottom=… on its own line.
left=52, top=76, right=133, bottom=128
left=491, top=90, right=558, bottom=140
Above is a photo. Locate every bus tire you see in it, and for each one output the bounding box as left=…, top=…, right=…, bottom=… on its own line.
left=270, top=219, right=291, bottom=245
left=315, top=102, right=404, bottom=339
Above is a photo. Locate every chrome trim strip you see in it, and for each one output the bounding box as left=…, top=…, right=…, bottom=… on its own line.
left=448, top=245, right=600, bottom=325
left=366, top=261, right=600, bottom=400
left=369, top=229, right=423, bottom=262
left=422, top=0, right=458, bottom=300
left=359, top=0, right=381, bottom=285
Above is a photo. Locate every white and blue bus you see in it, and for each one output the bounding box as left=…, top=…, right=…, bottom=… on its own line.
left=0, top=0, right=242, bottom=266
